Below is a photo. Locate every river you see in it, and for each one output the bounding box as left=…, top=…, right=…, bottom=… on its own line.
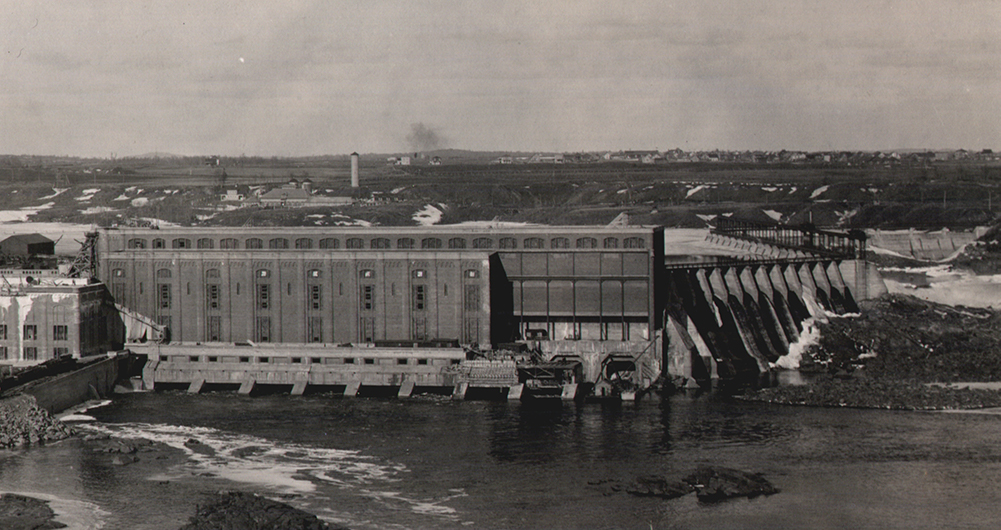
left=1, top=391, right=1000, bottom=529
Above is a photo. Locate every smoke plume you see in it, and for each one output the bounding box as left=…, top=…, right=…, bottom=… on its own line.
left=406, top=123, right=446, bottom=152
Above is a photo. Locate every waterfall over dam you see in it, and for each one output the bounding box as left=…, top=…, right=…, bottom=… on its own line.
left=663, top=256, right=886, bottom=388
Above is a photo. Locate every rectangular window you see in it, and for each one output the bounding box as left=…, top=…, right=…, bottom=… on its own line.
left=53, top=347, right=69, bottom=357
left=0, top=346, right=7, bottom=360
left=361, top=317, right=376, bottom=342
left=207, top=316, right=222, bottom=341
left=413, top=285, right=426, bottom=311
left=413, top=317, right=427, bottom=341
left=310, top=284, right=321, bottom=310
left=361, top=285, right=375, bottom=311
left=207, top=284, right=220, bottom=309
left=464, top=285, right=480, bottom=312
left=23, top=347, right=38, bottom=361
left=256, top=316, right=271, bottom=342
left=53, top=325, right=68, bottom=341
left=23, top=325, right=37, bottom=340
left=0, top=325, right=6, bottom=340
left=257, top=284, right=270, bottom=310
left=308, top=316, right=323, bottom=343
left=158, top=284, right=171, bottom=309
left=112, top=283, right=125, bottom=304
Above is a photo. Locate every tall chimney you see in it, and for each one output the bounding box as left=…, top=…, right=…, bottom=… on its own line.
left=350, top=152, right=359, bottom=188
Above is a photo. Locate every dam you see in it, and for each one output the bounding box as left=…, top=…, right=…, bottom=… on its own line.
left=26, top=222, right=885, bottom=400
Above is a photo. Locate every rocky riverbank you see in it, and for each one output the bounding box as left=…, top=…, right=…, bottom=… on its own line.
left=179, top=491, right=345, bottom=530
left=742, top=294, right=1001, bottom=409
left=0, top=395, right=74, bottom=449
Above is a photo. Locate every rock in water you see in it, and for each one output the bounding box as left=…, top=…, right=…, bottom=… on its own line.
left=0, top=493, right=67, bottom=529
left=684, top=466, right=779, bottom=502
left=625, top=475, right=695, bottom=499
left=179, top=491, right=345, bottom=530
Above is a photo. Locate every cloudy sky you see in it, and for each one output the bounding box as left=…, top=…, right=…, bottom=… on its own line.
left=1, top=1, right=998, bottom=156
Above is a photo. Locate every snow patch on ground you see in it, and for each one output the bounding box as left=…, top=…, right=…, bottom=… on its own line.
left=616, top=188, right=629, bottom=195
left=763, top=209, right=783, bottom=221
left=195, top=213, right=218, bottom=221
left=391, top=187, right=407, bottom=194
left=809, top=185, right=829, bottom=199
left=39, top=188, right=69, bottom=200
left=762, top=187, right=778, bottom=192
left=686, top=185, right=708, bottom=198
left=695, top=214, right=717, bottom=223
left=413, top=204, right=443, bottom=226
left=788, top=187, right=797, bottom=194
left=883, top=266, right=1001, bottom=308
left=0, top=202, right=55, bottom=223
left=131, top=197, right=149, bottom=207
left=79, top=206, right=116, bottom=215
left=113, top=194, right=130, bottom=201
left=125, top=186, right=137, bottom=192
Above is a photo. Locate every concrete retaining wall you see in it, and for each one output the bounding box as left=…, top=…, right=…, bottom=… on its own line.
left=23, top=355, right=123, bottom=413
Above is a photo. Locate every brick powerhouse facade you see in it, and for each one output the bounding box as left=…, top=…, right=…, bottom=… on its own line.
left=95, top=226, right=663, bottom=349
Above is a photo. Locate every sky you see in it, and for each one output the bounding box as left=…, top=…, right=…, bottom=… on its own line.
left=1, top=1, right=999, bottom=157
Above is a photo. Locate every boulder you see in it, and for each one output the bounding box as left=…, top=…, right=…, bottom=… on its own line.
left=684, top=466, right=779, bottom=502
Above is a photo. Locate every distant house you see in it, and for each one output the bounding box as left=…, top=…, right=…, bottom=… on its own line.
left=0, top=234, right=55, bottom=257
left=259, top=184, right=309, bottom=207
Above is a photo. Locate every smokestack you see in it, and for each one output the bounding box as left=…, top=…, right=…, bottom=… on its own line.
left=350, top=152, right=359, bottom=188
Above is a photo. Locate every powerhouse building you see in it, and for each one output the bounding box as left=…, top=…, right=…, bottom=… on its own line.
left=0, top=269, right=120, bottom=364
left=94, top=226, right=664, bottom=354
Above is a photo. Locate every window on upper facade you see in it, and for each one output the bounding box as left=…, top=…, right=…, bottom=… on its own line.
left=448, top=237, right=466, bottom=249
left=421, top=238, right=442, bottom=249
left=577, top=237, right=598, bottom=249
left=197, top=238, right=214, bottom=249
left=346, top=238, right=364, bottom=249
left=551, top=237, right=570, bottom=249
left=319, top=238, right=339, bottom=249
left=156, top=268, right=171, bottom=278
left=269, top=238, right=289, bottom=249
left=603, top=237, right=619, bottom=249
left=397, top=238, right=415, bottom=249
left=371, top=238, right=391, bottom=249
left=152, top=238, right=165, bottom=249
left=53, top=325, right=68, bottom=341
left=172, top=238, right=192, bottom=249
left=246, top=238, right=263, bottom=249
left=295, top=238, right=313, bottom=249
left=473, top=237, right=493, bottom=249
left=127, top=238, right=147, bottom=249
left=623, top=237, right=645, bottom=249
left=499, top=237, right=517, bottom=249
left=524, top=237, right=544, bottom=249
left=220, top=238, right=239, bottom=249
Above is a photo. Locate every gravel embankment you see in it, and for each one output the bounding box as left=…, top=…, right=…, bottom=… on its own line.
left=0, top=395, right=74, bottom=449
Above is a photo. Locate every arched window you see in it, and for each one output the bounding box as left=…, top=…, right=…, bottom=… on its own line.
left=603, top=237, right=619, bottom=249
left=499, top=237, right=517, bottom=249
left=172, top=238, right=192, bottom=249
left=205, top=268, right=221, bottom=278
left=421, top=238, right=442, bottom=249
left=245, top=238, right=263, bottom=249
left=112, top=268, right=125, bottom=277
left=295, top=238, right=313, bottom=249
left=448, top=237, right=466, bottom=249
left=473, top=237, right=493, bottom=249
left=550, top=237, right=570, bottom=249
left=256, top=269, right=271, bottom=278
left=524, top=237, right=544, bottom=249
left=307, top=269, right=321, bottom=278
left=623, top=237, right=645, bottom=249
left=576, top=237, right=597, bottom=249
left=127, top=238, right=146, bottom=249
left=269, top=238, right=289, bottom=249
left=197, top=238, right=214, bottom=249
left=371, top=238, right=391, bottom=249
left=319, top=238, right=339, bottom=249
left=156, top=268, right=172, bottom=278
left=346, top=238, right=364, bottom=249
left=397, top=238, right=415, bottom=249
left=152, top=238, right=165, bottom=249
left=220, top=238, right=238, bottom=249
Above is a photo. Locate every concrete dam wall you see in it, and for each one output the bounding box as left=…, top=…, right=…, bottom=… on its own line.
left=663, top=259, right=886, bottom=387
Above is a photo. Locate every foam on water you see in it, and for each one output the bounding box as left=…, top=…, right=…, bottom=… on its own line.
left=75, top=422, right=462, bottom=524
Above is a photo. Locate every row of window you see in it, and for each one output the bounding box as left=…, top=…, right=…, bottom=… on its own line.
left=160, top=354, right=460, bottom=366
left=0, top=346, right=70, bottom=361
left=0, top=325, right=68, bottom=341
left=141, top=268, right=476, bottom=280
left=127, top=236, right=647, bottom=251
